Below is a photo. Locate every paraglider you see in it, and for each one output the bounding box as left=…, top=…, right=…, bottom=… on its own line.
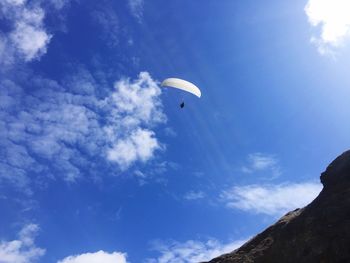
left=161, top=78, right=201, bottom=108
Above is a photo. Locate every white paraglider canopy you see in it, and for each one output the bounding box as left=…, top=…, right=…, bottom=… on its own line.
left=161, top=78, right=201, bottom=98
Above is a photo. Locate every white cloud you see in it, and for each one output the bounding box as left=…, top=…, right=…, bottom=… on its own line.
left=305, top=0, right=350, bottom=54
left=10, top=20, right=52, bottom=62
left=184, top=191, right=205, bottom=200
left=241, top=153, right=280, bottom=178
left=221, top=182, right=322, bottom=216
left=0, top=71, right=165, bottom=189
left=107, top=129, right=160, bottom=170
left=128, top=0, right=144, bottom=21
left=57, top=250, right=128, bottom=263
left=108, top=72, right=165, bottom=126
left=0, top=0, right=52, bottom=65
left=0, top=224, right=45, bottom=263
left=105, top=71, right=166, bottom=169
left=147, top=238, right=247, bottom=263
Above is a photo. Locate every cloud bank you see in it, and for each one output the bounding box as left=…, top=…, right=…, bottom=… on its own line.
left=0, top=71, right=165, bottom=190
left=221, top=182, right=322, bottom=216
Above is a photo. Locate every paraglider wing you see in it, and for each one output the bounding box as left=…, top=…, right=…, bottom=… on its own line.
left=161, top=78, right=201, bottom=98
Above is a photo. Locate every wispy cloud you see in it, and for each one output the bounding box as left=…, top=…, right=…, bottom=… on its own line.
left=305, top=0, right=350, bottom=55
left=163, top=127, right=177, bottom=137
left=146, top=238, right=248, bottom=263
left=91, top=7, right=120, bottom=47
left=221, top=182, right=322, bottom=216
left=128, top=0, right=144, bottom=21
left=0, top=224, right=45, bottom=263
left=184, top=191, right=205, bottom=201
left=58, top=250, right=128, bottom=263
left=0, top=71, right=166, bottom=190
left=241, top=153, right=281, bottom=178
left=47, top=0, right=72, bottom=10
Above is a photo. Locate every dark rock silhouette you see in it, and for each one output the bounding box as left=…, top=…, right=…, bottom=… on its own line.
left=205, top=150, right=350, bottom=263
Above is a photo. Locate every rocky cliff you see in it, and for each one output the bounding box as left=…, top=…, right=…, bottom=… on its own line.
left=206, top=150, right=350, bottom=263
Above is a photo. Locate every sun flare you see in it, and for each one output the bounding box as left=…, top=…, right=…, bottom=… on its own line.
left=305, top=0, right=350, bottom=53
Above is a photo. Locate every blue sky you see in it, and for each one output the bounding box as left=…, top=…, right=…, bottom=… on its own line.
left=1, top=0, right=350, bottom=262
